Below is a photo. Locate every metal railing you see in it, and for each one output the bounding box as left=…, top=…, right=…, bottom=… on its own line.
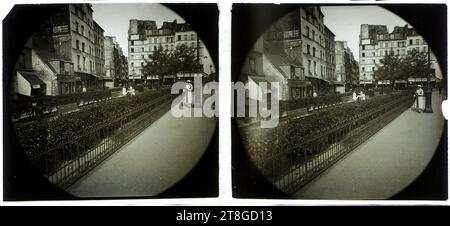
left=29, top=94, right=174, bottom=189
left=256, top=94, right=413, bottom=195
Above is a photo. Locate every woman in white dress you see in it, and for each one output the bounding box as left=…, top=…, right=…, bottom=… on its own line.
left=413, top=85, right=425, bottom=113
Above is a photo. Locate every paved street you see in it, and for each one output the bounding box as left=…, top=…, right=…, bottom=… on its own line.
left=294, top=91, right=444, bottom=199
left=67, top=100, right=216, bottom=197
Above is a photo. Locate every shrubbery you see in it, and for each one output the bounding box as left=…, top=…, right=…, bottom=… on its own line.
left=279, top=95, right=342, bottom=113
left=14, top=90, right=113, bottom=118
left=15, top=89, right=171, bottom=160
left=241, top=91, right=412, bottom=170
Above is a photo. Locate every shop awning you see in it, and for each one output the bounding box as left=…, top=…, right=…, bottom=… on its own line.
left=176, top=72, right=204, bottom=78
left=57, top=75, right=81, bottom=82
left=395, top=80, right=407, bottom=84
left=129, top=76, right=142, bottom=80
left=377, top=80, right=391, bottom=85
left=359, top=80, right=373, bottom=84
left=146, top=76, right=160, bottom=80
left=287, top=79, right=312, bottom=87
left=16, top=71, right=46, bottom=96
left=408, top=77, right=437, bottom=82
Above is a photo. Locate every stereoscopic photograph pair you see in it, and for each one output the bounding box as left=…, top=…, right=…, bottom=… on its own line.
left=3, top=3, right=447, bottom=201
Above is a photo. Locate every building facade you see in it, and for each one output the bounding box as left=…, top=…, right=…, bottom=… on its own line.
left=31, top=4, right=105, bottom=93
left=262, top=7, right=336, bottom=94
left=359, top=24, right=441, bottom=86
left=104, top=36, right=128, bottom=87
left=335, top=41, right=358, bottom=93
left=127, top=19, right=215, bottom=84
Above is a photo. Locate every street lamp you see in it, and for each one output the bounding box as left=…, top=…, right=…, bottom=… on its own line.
left=424, top=47, right=433, bottom=113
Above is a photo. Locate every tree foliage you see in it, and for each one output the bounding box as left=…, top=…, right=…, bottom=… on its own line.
left=142, top=44, right=201, bottom=81
left=374, top=49, right=430, bottom=85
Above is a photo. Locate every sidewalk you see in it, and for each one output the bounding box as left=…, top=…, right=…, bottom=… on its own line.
left=294, top=91, right=445, bottom=199
left=67, top=102, right=216, bottom=197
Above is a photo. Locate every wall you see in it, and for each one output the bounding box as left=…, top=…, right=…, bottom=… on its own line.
left=262, top=54, right=287, bottom=100
left=31, top=50, right=58, bottom=95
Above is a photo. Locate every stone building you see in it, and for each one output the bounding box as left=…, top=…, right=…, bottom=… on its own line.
left=127, top=19, right=214, bottom=85
left=358, top=24, right=441, bottom=87
left=104, top=36, right=127, bottom=87
left=335, top=41, right=358, bottom=93
left=262, top=7, right=336, bottom=95
left=31, top=4, right=105, bottom=92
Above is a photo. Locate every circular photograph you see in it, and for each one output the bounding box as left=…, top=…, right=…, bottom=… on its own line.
left=237, top=5, right=445, bottom=199
left=7, top=3, right=217, bottom=198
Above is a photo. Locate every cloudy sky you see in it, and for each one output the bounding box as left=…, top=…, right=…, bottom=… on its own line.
left=321, top=6, right=411, bottom=61
left=92, top=3, right=185, bottom=56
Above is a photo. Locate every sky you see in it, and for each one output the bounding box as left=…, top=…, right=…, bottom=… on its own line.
left=321, top=6, right=411, bottom=61
left=92, top=4, right=185, bottom=56
left=92, top=4, right=412, bottom=61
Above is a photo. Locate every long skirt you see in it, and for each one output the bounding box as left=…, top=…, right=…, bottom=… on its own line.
left=413, top=95, right=425, bottom=111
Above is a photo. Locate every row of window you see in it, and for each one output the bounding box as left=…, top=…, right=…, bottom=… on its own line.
left=305, top=44, right=335, bottom=64
left=361, top=46, right=428, bottom=58
left=362, top=38, right=426, bottom=51
left=304, top=25, right=334, bottom=50
left=130, top=42, right=198, bottom=54
left=73, top=19, right=103, bottom=45
left=76, top=55, right=103, bottom=74
left=307, top=59, right=335, bottom=77
left=130, top=62, right=146, bottom=67
left=361, top=66, right=375, bottom=72
left=130, top=34, right=197, bottom=46
left=303, top=9, right=324, bottom=33
left=74, top=40, right=104, bottom=59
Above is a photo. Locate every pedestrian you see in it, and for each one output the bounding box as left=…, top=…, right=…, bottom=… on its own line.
left=122, top=87, right=127, bottom=96
left=413, top=84, right=425, bottom=113
left=185, top=80, right=194, bottom=107
left=352, top=91, right=358, bottom=101
left=359, top=91, right=366, bottom=100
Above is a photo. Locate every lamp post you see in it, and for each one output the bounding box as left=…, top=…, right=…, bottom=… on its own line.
left=424, top=47, right=433, bottom=113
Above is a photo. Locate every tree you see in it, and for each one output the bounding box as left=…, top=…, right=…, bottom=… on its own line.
left=400, top=48, right=429, bottom=79
left=374, top=51, right=402, bottom=89
left=374, top=49, right=429, bottom=89
left=142, top=44, right=201, bottom=89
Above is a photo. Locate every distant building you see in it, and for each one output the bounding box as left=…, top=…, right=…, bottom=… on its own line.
left=358, top=24, right=441, bottom=87
left=127, top=19, right=214, bottom=85
left=104, top=36, right=128, bottom=87
left=335, top=41, right=358, bottom=93
left=30, top=4, right=105, bottom=93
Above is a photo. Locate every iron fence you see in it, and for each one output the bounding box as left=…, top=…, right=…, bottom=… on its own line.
left=257, top=94, right=413, bottom=195
left=29, top=94, right=174, bottom=189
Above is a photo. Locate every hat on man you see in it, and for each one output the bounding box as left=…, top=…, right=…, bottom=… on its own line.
left=417, top=85, right=422, bottom=87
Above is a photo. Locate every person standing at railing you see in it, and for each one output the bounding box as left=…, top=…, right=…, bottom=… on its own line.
left=413, top=85, right=425, bottom=113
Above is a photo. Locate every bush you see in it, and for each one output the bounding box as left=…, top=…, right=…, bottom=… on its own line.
left=15, top=89, right=171, bottom=161
left=280, top=95, right=342, bottom=113
left=13, top=90, right=113, bottom=117
left=241, top=91, right=412, bottom=177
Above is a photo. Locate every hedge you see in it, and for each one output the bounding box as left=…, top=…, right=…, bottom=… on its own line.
left=15, top=88, right=171, bottom=160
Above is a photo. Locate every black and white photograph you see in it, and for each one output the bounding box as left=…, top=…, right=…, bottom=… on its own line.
left=3, top=3, right=219, bottom=199
left=233, top=4, right=447, bottom=200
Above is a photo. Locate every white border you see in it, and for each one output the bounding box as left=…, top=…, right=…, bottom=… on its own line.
left=0, top=0, right=449, bottom=206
